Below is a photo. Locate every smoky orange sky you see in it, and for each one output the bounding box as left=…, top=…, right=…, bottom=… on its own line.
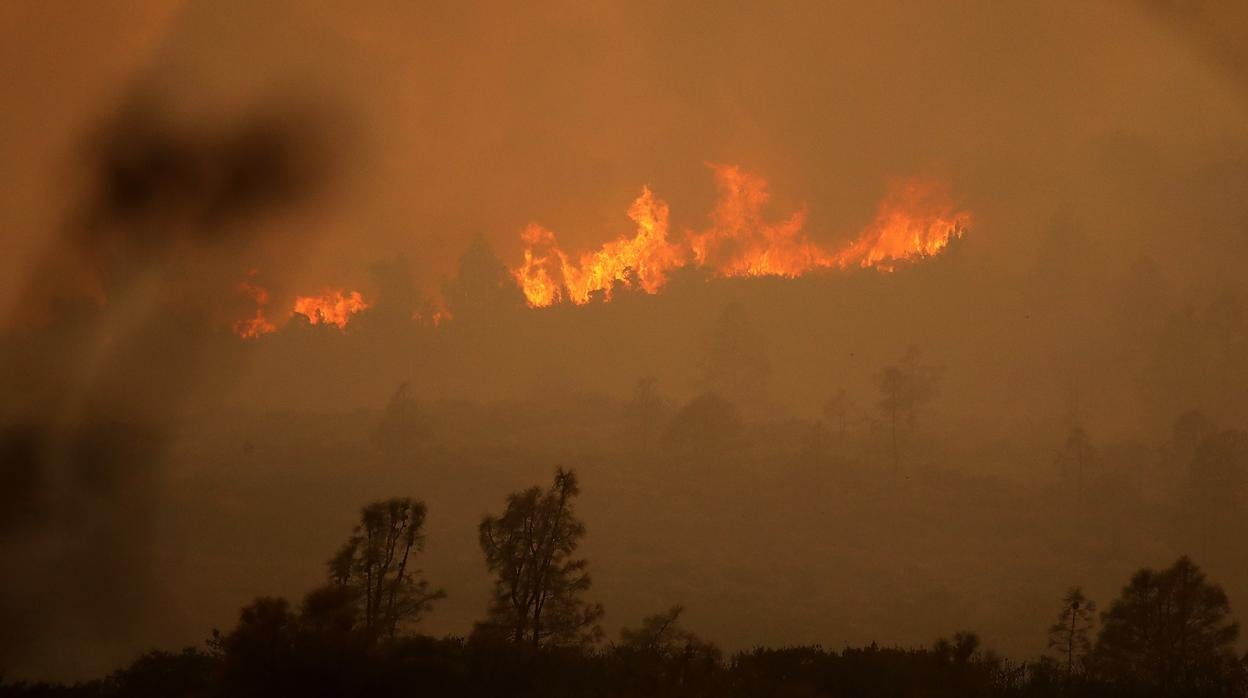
left=4, top=0, right=1248, bottom=683
left=4, top=0, right=1247, bottom=317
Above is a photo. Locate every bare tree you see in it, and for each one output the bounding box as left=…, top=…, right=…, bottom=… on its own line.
left=619, top=606, right=718, bottom=660
left=1047, top=587, right=1095, bottom=677
left=327, top=498, right=445, bottom=640
left=626, top=376, right=666, bottom=452
left=1169, top=410, right=1217, bottom=472
left=477, top=468, right=604, bottom=648
left=1057, top=425, right=1096, bottom=489
left=1186, top=429, right=1248, bottom=542
left=373, top=383, right=429, bottom=457
left=822, top=388, right=852, bottom=443
left=699, top=302, right=771, bottom=409
left=875, top=345, right=942, bottom=468
left=661, top=392, right=744, bottom=455
left=618, top=605, right=721, bottom=687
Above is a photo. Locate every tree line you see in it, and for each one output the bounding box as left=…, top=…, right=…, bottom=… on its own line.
left=3, top=467, right=1246, bottom=698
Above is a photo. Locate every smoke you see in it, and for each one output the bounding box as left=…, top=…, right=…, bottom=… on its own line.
left=1134, top=0, right=1248, bottom=98
left=0, top=423, right=162, bottom=675
left=60, top=90, right=338, bottom=302
left=4, top=0, right=1248, bottom=683
left=0, top=88, right=344, bottom=678
left=82, top=96, right=330, bottom=238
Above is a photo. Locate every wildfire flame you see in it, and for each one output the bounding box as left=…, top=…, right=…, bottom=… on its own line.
left=231, top=165, right=968, bottom=337
left=232, top=280, right=370, bottom=338
left=512, top=164, right=971, bottom=307
left=514, top=187, right=683, bottom=307
left=292, top=289, right=370, bottom=329
left=233, top=272, right=277, bottom=339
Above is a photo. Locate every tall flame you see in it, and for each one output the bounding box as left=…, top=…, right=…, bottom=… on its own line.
left=829, top=176, right=972, bottom=272
left=513, top=187, right=685, bottom=306
left=512, top=164, right=971, bottom=307
left=293, top=290, right=370, bottom=329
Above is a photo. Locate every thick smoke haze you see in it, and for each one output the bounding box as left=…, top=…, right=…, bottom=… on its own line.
left=1, top=38, right=344, bottom=676
left=2, top=0, right=1247, bottom=684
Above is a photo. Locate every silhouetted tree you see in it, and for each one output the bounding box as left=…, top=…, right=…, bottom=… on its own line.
left=929, top=631, right=1011, bottom=695
left=216, top=597, right=298, bottom=695
left=442, top=234, right=525, bottom=320
left=1189, top=430, right=1248, bottom=510
left=875, top=346, right=941, bottom=467
left=1057, top=425, right=1096, bottom=489
left=1172, top=410, right=1217, bottom=468
left=815, top=388, right=859, bottom=459
left=822, top=388, right=853, bottom=443
left=698, top=302, right=770, bottom=409
left=365, top=255, right=422, bottom=328
left=660, top=392, right=743, bottom=455
left=1047, top=587, right=1095, bottom=678
left=619, top=606, right=718, bottom=660
left=617, top=606, right=721, bottom=693
left=625, top=376, right=666, bottom=452
left=1146, top=294, right=1248, bottom=428
left=327, top=498, right=445, bottom=640
left=297, top=584, right=360, bottom=643
left=373, top=383, right=429, bottom=456
left=1094, top=556, right=1241, bottom=694
left=477, top=468, right=604, bottom=649
left=1181, top=429, right=1248, bottom=568
left=107, top=648, right=219, bottom=698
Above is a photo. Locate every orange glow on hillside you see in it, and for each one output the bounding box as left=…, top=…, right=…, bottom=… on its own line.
left=511, top=165, right=971, bottom=307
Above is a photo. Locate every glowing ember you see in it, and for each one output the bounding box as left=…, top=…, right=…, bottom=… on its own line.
left=511, top=164, right=971, bottom=307
left=293, top=290, right=370, bottom=329
left=233, top=272, right=277, bottom=339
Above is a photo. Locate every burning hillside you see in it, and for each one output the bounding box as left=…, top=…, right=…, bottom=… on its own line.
left=512, top=165, right=971, bottom=308
left=232, top=165, right=969, bottom=337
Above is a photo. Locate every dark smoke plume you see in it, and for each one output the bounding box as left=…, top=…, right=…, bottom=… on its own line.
left=0, top=89, right=342, bottom=678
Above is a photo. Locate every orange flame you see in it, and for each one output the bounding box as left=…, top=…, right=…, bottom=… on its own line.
left=688, top=164, right=813, bottom=277
left=293, top=289, right=370, bottom=329
left=828, top=177, right=971, bottom=272
left=513, top=187, right=686, bottom=306
left=511, top=164, right=971, bottom=307
left=233, top=272, right=277, bottom=339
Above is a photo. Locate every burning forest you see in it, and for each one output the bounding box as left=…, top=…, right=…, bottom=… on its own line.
left=4, top=2, right=1248, bottom=697
left=511, top=165, right=971, bottom=308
